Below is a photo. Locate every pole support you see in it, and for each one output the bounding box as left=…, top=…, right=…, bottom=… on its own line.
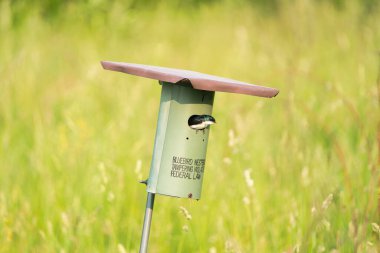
left=139, top=192, right=155, bottom=253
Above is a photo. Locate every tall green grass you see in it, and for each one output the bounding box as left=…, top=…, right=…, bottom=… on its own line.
left=0, top=0, right=380, bottom=252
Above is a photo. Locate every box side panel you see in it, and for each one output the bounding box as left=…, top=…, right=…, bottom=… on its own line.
left=147, top=83, right=173, bottom=193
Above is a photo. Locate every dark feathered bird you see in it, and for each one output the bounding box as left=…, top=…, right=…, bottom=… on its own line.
left=188, top=115, right=216, bottom=131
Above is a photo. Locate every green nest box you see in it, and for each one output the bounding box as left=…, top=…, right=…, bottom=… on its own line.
left=101, top=61, right=279, bottom=200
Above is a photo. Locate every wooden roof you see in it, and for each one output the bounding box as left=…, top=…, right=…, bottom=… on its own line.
left=101, top=61, right=279, bottom=98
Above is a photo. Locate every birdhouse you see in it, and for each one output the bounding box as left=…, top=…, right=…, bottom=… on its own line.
left=101, top=61, right=279, bottom=200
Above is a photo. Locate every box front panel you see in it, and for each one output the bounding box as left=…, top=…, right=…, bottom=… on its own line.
left=155, top=83, right=214, bottom=199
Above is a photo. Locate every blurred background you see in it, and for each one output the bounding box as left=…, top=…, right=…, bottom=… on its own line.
left=1, top=0, right=380, bottom=252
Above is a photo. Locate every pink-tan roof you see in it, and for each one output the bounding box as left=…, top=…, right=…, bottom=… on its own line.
left=101, top=61, right=279, bottom=98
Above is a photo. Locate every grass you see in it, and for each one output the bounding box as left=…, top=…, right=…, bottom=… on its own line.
left=0, top=0, right=380, bottom=252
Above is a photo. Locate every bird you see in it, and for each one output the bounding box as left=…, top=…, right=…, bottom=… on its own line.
left=188, top=115, right=216, bottom=133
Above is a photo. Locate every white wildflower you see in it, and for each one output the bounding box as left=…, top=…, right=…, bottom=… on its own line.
left=228, top=129, right=237, bottom=148
left=98, top=162, right=106, bottom=173
left=372, top=223, right=380, bottom=238
left=322, top=194, right=333, bottom=210
left=242, top=196, right=250, bottom=205
left=293, top=243, right=300, bottom=253
left=243, top=169, right=254, bottom=188
left=117, top=243, right=127, bottom=253
left=225, top=238, right=240, bottom=253
left=371, top=223, right=380, bottom=233
left=317, top=245, right=325, bottom=252
left=311, top=206, right=317, bottom=215
left=322, top=219, right=330, bottom=231
left=135, top=159, right=143, bottom=181
left=61, top=212, right=70, bottom=228
left=209, top=247, right=217, bottom=253
left=225, top=240, right=234, bottom=253
left=223, top=157, right=232, bottom=165
left=107, top=192, right=115, bottom=202
left=179, top=206, right=192, bottom=220
left=61, top=212, right=70, bottom=234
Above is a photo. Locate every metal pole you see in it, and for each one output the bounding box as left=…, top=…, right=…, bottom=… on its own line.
left=139, top=192, right=155, bottom=253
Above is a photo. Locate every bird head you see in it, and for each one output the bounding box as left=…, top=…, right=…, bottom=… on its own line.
left=202, top=115, right=216, bottom=126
